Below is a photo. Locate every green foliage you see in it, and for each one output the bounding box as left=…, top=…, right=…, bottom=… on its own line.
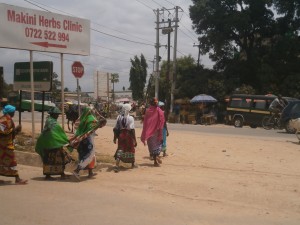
left=51, top=72, right=62, bottom=102
left=111, top=73, right=119, bottom=101
left=129, top=54, right=148, bottom=101
left=189, top=0, right=300, bottom=97
left=233, top=84, right=256, bottom=95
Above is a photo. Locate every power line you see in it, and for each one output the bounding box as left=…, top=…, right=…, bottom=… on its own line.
left=24, top=0, right=155, bottom=47
left=93, top=44, right=135, bottom=56
left=150, top=0, right=164, bottom=8
left=91, top=28, right=154, bottom=47
left=135, top=0, right=153, bottom=10
left=24, top=0, right=50, bottom=12
left=178, top=27, right=197, bottom=43
left=90, top=53, right=130, bottom=63
left=161, top=0, right=176, bottom=7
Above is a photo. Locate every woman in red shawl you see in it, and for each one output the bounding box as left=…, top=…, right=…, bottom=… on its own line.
left=141, top=98, right=165, bottom=167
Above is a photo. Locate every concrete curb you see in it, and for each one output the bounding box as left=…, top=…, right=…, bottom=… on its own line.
left=15, top=150, right=42, bottom=167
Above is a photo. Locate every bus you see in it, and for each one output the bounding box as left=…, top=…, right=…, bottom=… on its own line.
left=7, top=90, right=55, bottom=112
left=226, top=94, right=276, bottom=128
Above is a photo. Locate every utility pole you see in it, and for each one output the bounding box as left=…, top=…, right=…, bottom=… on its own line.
left=96, top=71, right=99, bottom=101
left=0, top=67, right=3, bottom=98
left=154, top=6, right=182, bottom=109
left=155, top=8, right=160, bottom=99
left=170, top=6, right=179, bottom=113
left=107, top=72, right=110, bottom=102
left=193, top=42, right=201, bottom=67
left=167, top=19, right=171, bottom=80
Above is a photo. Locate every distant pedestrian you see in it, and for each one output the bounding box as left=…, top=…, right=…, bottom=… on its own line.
left=141, top=98, right=165, bottom=167
left=159, top=102, right=169, bottom=157
left=0, top=105, right=28, bottom=184
left=113, top=104, right=137, bottom=172
left=35, top=107, right=72, bottom=180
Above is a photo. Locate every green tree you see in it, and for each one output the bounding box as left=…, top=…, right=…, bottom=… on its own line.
left=51, top=72, right=61, bottom=102
left=111, top=73, right=119, bottom=101
left=190, top=0, right=274, bottom=90
left=129, top=54, right=148, bottom=101
left=190, top=0, right=300, bottom=96
left=158, top=55, right=226, bottom=102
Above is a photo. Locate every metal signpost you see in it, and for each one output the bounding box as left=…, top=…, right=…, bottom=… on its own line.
left=72, top=61, right=84, bottom=116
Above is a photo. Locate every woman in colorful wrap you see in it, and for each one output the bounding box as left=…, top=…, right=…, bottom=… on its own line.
left=0, top=105, right=28, bottom=184
left=158, top=101, right=169, bottom=157
left=35, top=107, right=72, bottom=180
left=113, top=103, right=137, bottom=172
left=141, top=98, right=165, bottom=167
left=69, top=107, right=107, bottom=181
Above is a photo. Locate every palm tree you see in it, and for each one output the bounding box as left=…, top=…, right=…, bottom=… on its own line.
left=111, top=73, right=119, bottom=101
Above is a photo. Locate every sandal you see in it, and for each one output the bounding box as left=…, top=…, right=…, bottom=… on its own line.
left=113, top=166, right=119, bottom=173
left=88, top=172, right=97, bottom=178
left=154, top=162, right=160, bottom=167
left=72, top=171, right=81, bottom=181
left=156, top=157, right=162, bottom=164
left=45, top=176, right=56, bottom=181
left=15, top=179, right=28, bottom=185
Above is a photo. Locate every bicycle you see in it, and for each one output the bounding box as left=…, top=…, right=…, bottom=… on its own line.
left=262, top=113, right=282, bottom=130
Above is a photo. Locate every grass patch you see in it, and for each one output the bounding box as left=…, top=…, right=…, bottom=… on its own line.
left=14, top=133, right=115, bottom=164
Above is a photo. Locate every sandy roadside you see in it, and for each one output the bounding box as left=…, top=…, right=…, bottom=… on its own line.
left=1, top=120, right=300, bottom=225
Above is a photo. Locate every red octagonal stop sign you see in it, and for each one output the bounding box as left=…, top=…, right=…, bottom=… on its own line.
left=72, top=61, right=84, bottom=78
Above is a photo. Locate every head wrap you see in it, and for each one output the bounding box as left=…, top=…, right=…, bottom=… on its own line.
left=158, top=101, right=165, bottom=107
left=48, top=107, right=62, bottom=115
left=3, top=105, right=16, bottom=115
left=150, top=97, right=158, bottom=107
left=122, top=103, right=132, bottom=117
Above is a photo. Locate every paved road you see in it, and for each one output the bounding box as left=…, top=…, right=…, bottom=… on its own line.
left=17, top=111, right=296, bottom=142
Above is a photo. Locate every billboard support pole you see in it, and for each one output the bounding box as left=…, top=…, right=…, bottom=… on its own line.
left=61, top=53, right=65, bottom=130
left=30, top=50, right=35, bottom=144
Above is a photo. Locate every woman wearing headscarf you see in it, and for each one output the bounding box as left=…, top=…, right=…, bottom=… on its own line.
left=113, top=103, right=137, bottom=172
left=141, top=98, right=165, bottom=167
left=69, top=107, right=106, bottom=181
left=158, top=101, right=169, bottom=157
left=0, top=105, right=28, bottom=184
left=35, top=107, right=72, bottom=180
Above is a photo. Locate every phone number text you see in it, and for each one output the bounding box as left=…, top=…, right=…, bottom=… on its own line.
left=25, top=27, right=70, bottom=42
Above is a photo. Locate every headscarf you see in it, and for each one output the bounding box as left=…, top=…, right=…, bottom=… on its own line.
left=3, top=105, right=16, bottom=115
left=122, top=103, right=132, bottom=117
left=115, top=103, right=133, bottom=130
left=141, top=100, right=165, bottom=144
left=48, top=107, right=61, bottom=115
left=75, top=107, right=99, bottom=137
left=69, top=107, right=101, bottom=148
left=35, top=116, right=69, bottom=157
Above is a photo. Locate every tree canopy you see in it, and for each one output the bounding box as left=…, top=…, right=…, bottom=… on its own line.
left=190, top=0, right=300, bottom=97
left=129, top=54, right=148, bottom=101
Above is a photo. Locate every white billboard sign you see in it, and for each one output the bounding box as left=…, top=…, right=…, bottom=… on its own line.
left=0, top=3, right=90, bottom=55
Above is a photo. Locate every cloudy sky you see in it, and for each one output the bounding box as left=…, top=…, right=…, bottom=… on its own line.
left=0, top=0, right=212, bottom=93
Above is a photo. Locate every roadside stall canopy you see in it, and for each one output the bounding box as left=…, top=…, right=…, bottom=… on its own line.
left=174, top=98, right=190, bottom=105
left=190, top=94, right=217, bottom=104
left=116, top=98, right=130, bottom=103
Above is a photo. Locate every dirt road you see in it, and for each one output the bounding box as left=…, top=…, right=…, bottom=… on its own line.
left=1, top=121, right=300, bottom=225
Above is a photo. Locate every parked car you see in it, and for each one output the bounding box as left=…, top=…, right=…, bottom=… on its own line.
left=280, top=100, right=300, bottom=133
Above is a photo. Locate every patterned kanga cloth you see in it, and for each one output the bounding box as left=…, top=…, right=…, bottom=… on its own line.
left=114, top=129, right=135, bottom=163
left=147, top=130, right=162, bottom=157
left=0, top=114, right=18, bottom=177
